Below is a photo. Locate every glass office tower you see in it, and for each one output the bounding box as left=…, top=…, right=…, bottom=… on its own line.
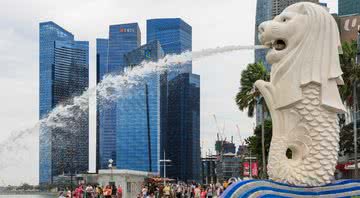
left=97, top=23, right=140, bottom=169
left=116, top=40, right=165, bottom=173
left=254, top=0, right=273, bottom=126
left=272, top=0, right=319, bottom=17
left=96, top=38, right=108, bottom=172
left=167, top=73, right=201, bottom=182
left=339, top=0, right=360, bottom=16
left=147, top=18, right=200, bottom=181
left=39, top=21, right=89, bottom=184
left=254, top=0, right=273, bottom=71
left=147, top=18, right=192, bottom=77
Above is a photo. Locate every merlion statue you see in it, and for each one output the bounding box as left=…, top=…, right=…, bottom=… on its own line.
left=255, top=2, right=346, bottom=186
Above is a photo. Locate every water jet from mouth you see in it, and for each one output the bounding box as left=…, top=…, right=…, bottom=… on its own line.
left=0, top=44, right=267, bottom=176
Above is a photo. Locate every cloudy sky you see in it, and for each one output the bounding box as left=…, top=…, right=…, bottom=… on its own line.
left=0, top=0, right=338, bottom=185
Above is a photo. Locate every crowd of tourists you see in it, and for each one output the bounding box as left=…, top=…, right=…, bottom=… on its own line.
left=58, top=183, right=123, bottom=198
left=137, top=182, right=227, bottom=198
left=57, top=181, right=229, bottom=198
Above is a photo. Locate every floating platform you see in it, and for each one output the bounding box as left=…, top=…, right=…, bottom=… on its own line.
left=221, top=180, right=360, bottom=198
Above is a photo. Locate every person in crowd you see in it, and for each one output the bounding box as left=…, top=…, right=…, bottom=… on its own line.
left=215, top=185, right=223, bottom=197
left=142, top=185, right=148, bottom=197
left=74, top=185, right=84, bottom=198
left=206, top=186, right=213, bottom=198
left=103, top=185, right=112, bottom=198
left=146, top=191, right=155, bottom=198
left=176, top=184, right=182, bottom=198
left=85, top=184, right=94, bottom=198
left=163, top=184, right=171, bottom=198
left=96, top=185, right=103, bottom=198
left=191, top=183, right=196, bottom=198
left=66, top=189, right=72, bottom=198
left=58, top=191, right=66, bottom=198
left=117, top=185, right=123, bottom=198
left=158, top=184, right=164, bottom=198
left=194, top=185, right=201, bottom=198
left=200, top=187, right=207, bottom=198
left=111, top=184, right=117, bottom=198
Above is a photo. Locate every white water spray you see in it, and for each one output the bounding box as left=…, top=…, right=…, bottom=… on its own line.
left=0, top=45, right=266, bottom=173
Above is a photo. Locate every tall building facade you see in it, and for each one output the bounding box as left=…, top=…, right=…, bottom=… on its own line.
left=339, top=0, right=360, bottom=16
left=39, top=21, right=89, bottom=184
left=96, top=23, right=141, bottom=169
left=147, top=18, right=192, bottom=78
left=96, top=38, right=109, bottom=172
left=254, top=0, right=273, bottom=71
left=167, top=73, right=201, bottom=182
left=147, top=18, right=201, bottom=182
left=272, top=0, right=319, bottom=17
left=201, top=157, right=217, bottom=185
left=254, top=0, right=319, bottom=125
left=115, top=40, right=165, bottom=173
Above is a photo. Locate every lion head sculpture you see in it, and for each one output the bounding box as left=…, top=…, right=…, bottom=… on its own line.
left=258, top=2, right=345, bottom=113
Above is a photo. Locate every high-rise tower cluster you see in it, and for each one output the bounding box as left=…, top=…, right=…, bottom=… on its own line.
left=39, top=19, right=201, bottom=184
left=96, top=18, right=200, bottom=182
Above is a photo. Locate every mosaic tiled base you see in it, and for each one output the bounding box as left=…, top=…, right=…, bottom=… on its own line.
left=221, top=180, right=360, bottom=198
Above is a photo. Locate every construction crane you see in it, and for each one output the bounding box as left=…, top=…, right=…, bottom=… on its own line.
left=213, top=114, right=226, bottom=141
left=236, top=124, right=245, bottom=146
left=213, top=114, right=223, bottom=141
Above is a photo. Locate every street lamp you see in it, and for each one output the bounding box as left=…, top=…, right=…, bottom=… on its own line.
left=159, top=151, right=171, bottom=186
left=108, top=159, right=114, bottom=183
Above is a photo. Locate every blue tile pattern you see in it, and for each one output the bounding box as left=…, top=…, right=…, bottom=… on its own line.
left=221, top=180, right=360, bottom=198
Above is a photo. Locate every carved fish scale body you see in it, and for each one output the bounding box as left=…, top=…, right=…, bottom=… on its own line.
left=267, top=83, right=340, bottom=186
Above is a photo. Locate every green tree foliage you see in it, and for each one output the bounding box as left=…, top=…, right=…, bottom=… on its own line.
left=339, top=40, right=360, bottom=106
left=235, top=62, right=269, bottom=117
left=235, top=62, right=270, bottom=178
left=244, top=120, right=272, bottom=177
left=340, top=124, right=360, bottom=156
left=339, top=40, right=360, bottom=155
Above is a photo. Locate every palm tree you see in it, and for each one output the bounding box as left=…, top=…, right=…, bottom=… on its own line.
left=235, top=62, right=270, bottom=179
left=340, top=41, right=359, bottom=104
left=339, top=40, right=360, bottom=178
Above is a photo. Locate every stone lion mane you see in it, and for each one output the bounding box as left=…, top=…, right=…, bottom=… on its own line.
left=271, top=2, right=345, bottom=113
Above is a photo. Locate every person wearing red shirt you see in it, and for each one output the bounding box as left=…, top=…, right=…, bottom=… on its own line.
left=117, top=185, right=123, bottom=198
left=200, top=188, right=207, bottom=198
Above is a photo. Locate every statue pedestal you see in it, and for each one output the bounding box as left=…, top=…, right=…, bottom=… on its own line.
left=221, top=180, right=360, bottom=198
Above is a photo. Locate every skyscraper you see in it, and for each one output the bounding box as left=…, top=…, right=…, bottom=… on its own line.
left=96, top=38, right=108, bottom=172
left=254, top=0, right=273, bottom=71
left=272, top=0, right=319, bottom=17
left=39, top=21, right=89, bottom=184
left=167, top=73, right=201, bottom=182
left=254, top=0, right=319, bottom=125
left=116, top=40, right=165, bottom=173
left=339, top=0, right=360, bottom=16
left=147, top=18, right=201, bottom=181
left=147, top=18, right=192, bottom=77
left=96, top=23, right=141, bottom=169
